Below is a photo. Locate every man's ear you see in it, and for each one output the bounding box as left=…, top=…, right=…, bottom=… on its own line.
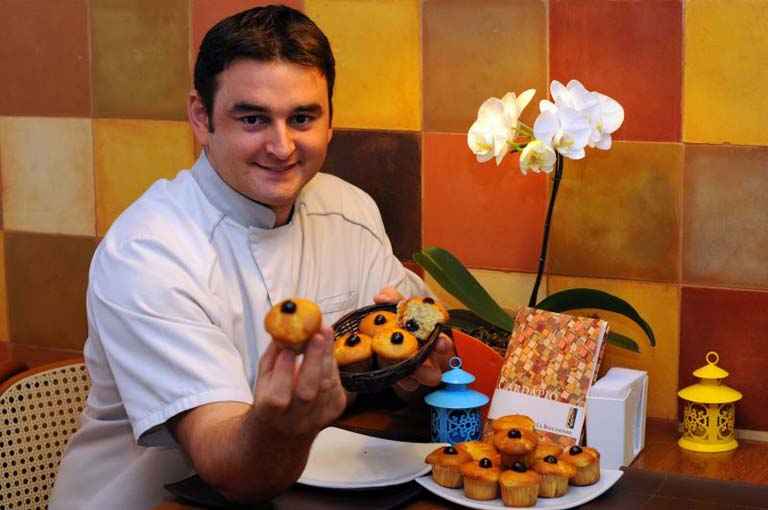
left=326, top=128, right=333, bottom=144
left=188, top=91, right=211, bottom=146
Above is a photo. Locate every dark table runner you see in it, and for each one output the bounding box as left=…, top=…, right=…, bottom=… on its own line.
left=165, top=468, right=768, bottom=509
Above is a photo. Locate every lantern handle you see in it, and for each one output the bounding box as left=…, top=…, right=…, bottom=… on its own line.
left=706, top=351, right=719, bottom=365
left=448, top=356, right=462, bottom=370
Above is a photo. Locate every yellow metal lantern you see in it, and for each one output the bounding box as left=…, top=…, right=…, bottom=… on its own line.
left=678, top=351, right=742, bottom=452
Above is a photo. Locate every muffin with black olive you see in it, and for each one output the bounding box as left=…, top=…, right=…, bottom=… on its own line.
left=334, top=332, right=373, bottom=373
left=532, top=454, right=577, bottom=498
left=425, top=445, right=472, bottom=488
left=493, top=428, right=539, bottom=468
left=560, top=445, right=601, bottom=486
left=499, top=461, right=542, bottom=507
left=396, top=296, right=449, bottom=341
left=460, top=457, right=501, bottom=501
left=372, top=328, right=418, bottom=367
left=358, top=310, right=397, bottom=337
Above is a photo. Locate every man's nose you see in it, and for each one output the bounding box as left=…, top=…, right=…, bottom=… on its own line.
left=265, top=123, right=295, bottom=159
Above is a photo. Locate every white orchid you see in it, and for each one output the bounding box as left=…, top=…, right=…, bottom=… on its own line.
left=520, top=140, right=557, bottom=175
left=467, top=98, right=511, bottom=165
left=468, top=89, right=535, bottom=165
left=550, top=79, right=624, bottom=151
left=533, top=100, right=591, bottom=160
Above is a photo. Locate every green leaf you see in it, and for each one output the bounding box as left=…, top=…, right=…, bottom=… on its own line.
left=414, top=247, right=514, bottom=331
left=536, top=288, right=655, bottom=347
left=605, top=331, right=640, bottom=352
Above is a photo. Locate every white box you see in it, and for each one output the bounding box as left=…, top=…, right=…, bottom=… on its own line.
left=586, top=368, right=648, bottom=469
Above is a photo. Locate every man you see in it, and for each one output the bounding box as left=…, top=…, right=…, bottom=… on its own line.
left=50, top=5, right=452, bottom=509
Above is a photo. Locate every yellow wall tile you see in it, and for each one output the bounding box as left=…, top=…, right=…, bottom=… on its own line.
left=548, top=276, right=680, bottom=421
left=684, top=1, right=768, bottom=145
left=426, top=270, right=546, bottom=316
left=305, top=0, right=421, bottom=130
left=1, top=117, right=95, bottom=236
left=0, top=233, right=7, bottom=342
left=94, top=119, right=195, bottom=236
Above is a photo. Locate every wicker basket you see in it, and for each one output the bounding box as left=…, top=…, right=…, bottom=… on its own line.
left=333, top=303, right=442, bottom=393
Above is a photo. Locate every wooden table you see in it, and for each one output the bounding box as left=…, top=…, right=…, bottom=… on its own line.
left=3, top=343, right=768, bottom=509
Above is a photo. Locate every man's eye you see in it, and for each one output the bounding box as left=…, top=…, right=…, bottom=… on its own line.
left=292, top=114, right=315, bottom=126
left=240, top=115, right=267, bottom=126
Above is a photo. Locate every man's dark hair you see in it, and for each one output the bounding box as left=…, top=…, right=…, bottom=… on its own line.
left=194, top=5, right=335, bottom=131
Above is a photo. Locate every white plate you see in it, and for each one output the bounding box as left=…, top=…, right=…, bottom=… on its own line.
left=415, top=468, right=623, bottom=509
left=298, top=427, right=444, bottom=489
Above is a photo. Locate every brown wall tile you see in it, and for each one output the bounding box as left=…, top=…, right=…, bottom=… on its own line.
left=549, top=142, right=682, bottom=282
left=683, top=145, right=768, bottom=289
left=422, top=132, right=547, bottom=272
left=680, top=287, right=768, bottom=431
left=550, top=0, right=683, bottom=142
left=5, top=232, right=98, bottom=350
left=423, top=0, right=547, bottom=133
left=91, top=0, right=190, bottom=120
left=322, top=130, right=421, bottom=261
left=0, top=0, right=90, bottom=117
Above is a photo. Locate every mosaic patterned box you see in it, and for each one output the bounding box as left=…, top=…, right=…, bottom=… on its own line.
left=488, top=307, right=608, bottom=445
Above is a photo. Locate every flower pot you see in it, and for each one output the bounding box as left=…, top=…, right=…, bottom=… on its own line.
left=451, top=329, right=505, bottom=419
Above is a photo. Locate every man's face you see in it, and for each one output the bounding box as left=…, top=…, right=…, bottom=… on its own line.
left=189, top=59, right=333, bottom=226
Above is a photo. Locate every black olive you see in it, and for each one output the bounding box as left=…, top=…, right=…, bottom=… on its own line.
left=374, top=314, right=387, bottom=325
left=479, top=458, right=492, bottom=468
left=569, top=445, right=583, bottom=455
left=511, top=461, right=527, bottom=473
left=544, top=455, right=558, bottom=464
left=443, top=446, right=457, bottom=455
left=345, top=334, right=360, bottom=347
left=423, top=297, right=435, bottom=304
left=507, top=428, right=522, bottom=439
left=390, top=332, right=404, bottom=345
left=405, top=319, right=420, bottom=332
left=280, top=300, right=297, bottom=313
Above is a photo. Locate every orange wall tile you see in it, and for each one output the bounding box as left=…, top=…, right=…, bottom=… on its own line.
left=684, top=0, right=768, bottom=145
left=422, top=132, right=548, bottom=272
left=0, top=233, right=7, bottom=342
left=305, top=0, right=421, bottom=130
left=549, top=275, right=680, bottom=421
left=0, top=0, right=90, bottom=117
left=94, top=119, right=196, bottom=236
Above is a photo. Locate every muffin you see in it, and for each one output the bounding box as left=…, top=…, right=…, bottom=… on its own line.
left=456, top=440, right=502, bottom=466
left=561, top=445, right=601, bottom=486
left=491, top=414, right=537, bottom=433
left=460, top=457, right=501, bottom=501
left=358, top=310, right=398, bottom=337
left=396, top=296, right=449, bottom=341
left=371, top=328, right=418, bottom=367
left=526, top=440, right=564, bottom=468
left=532, top=455, right=577, bottom=498
left=334, top=332, right=373, bottom=372
left=499, top=461, right=542, bottom=508
left=425, top=445, right=472, bottom=488
left=493, top=428, right=539, bottom=468
left=264, top=298, right=321, bottom=353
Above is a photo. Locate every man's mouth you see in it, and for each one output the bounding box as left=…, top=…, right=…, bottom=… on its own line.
left=253, top=162, right=299, bottom=172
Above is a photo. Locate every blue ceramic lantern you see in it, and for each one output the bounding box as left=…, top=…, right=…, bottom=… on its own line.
left=425, top=357, right=489, bottom=443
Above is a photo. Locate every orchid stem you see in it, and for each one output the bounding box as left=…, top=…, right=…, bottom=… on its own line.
left=529, top=153, right=563, bottom=308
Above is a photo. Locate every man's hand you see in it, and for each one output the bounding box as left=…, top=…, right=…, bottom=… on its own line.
left=252, top=325, right=347, bottom=438
left=373, top=286, right=456, bottom=395
left=171, top=325, right=347, bottom=503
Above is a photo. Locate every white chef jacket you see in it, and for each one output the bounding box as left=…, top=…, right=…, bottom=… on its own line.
left=49, top=153, right=429, bottom=509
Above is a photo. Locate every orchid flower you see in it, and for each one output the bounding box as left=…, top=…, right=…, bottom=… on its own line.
left=467, top=98, right=510, bottom=165
left=551, top=80, right=624, bottom=150
left=520, top=140, right=557, bottom=175
left=533, top=100, right=591, bottom=160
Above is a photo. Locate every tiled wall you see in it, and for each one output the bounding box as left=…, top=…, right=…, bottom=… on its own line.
left=1, top=0, right=766, bottom=430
